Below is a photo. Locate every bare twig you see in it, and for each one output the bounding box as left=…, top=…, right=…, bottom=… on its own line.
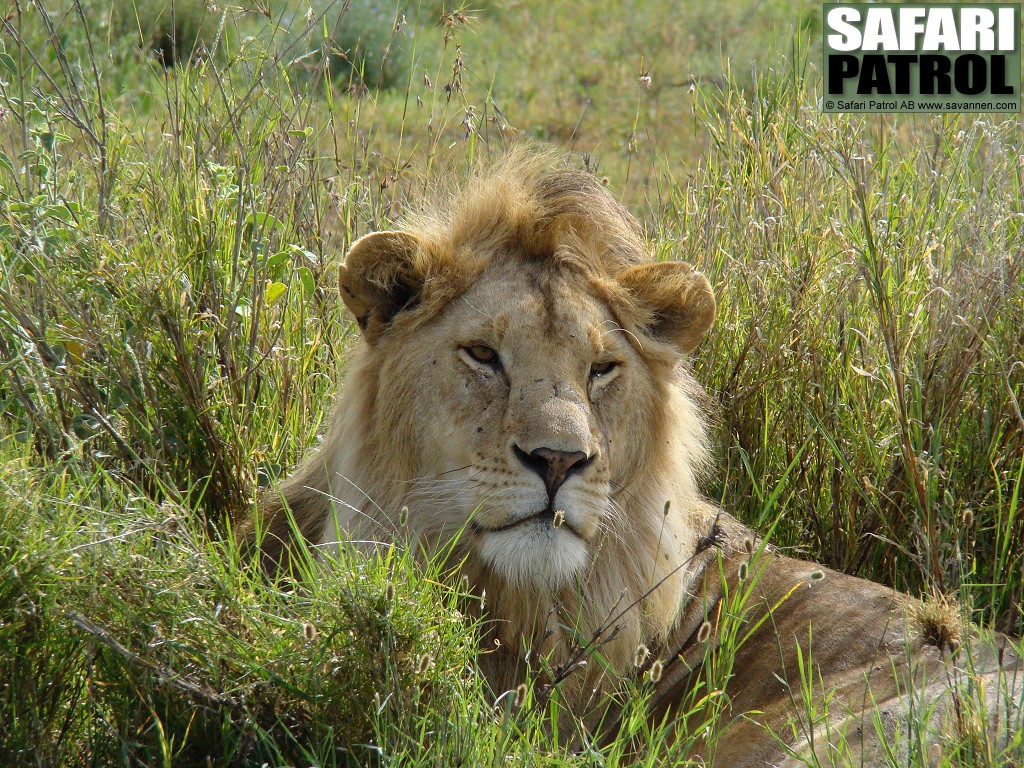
left=67, top=610, right=239, bottom=711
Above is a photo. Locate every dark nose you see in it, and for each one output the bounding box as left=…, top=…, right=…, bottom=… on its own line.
left=514, top=446, right=591, bottom=498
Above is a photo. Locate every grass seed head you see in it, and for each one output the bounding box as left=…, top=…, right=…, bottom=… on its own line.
left=697, top=621, right=712, bottom=644
left=914, top=592, right=963, bottom=654
left=634, top=643, right=650, bottom=667
left=418, top=653, right=432, bottom=675
left=302, top=621, right=318, bottom=642
left=514, top=682, right=528, bottom=708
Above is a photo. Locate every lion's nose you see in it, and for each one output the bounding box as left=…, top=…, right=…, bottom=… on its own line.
left=514, top=446, right=592, bottom=498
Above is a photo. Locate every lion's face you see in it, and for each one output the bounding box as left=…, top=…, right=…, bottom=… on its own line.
left=334, top=205, right=716, bottom=597
left=370, top=261, right=664, bottom=588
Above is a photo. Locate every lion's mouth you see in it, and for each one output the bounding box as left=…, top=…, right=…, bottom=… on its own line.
left=475, top=506, right=579, bottom=536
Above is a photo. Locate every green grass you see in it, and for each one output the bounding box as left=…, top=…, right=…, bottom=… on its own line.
left=1, top=1, right=1022, bottom=765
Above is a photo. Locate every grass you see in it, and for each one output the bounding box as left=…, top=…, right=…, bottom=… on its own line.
left=0, top=0, right=1022, bottom=765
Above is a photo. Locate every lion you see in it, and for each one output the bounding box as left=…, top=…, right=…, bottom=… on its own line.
left=240, top=149, right=1022, bottom=766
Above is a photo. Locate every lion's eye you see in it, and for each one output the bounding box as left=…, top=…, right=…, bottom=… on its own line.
left=590, top=360, right=619, bottom=378
left=464, top=344, right=500, bottom=367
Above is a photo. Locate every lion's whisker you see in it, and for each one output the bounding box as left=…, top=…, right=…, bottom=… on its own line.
left=598, top=322, right=643, bottom=350
left=459, top=295, right=496, bottom=321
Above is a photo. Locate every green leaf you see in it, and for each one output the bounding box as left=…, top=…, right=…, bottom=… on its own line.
left=48, top=203, right=74, bottom=222
left=71, top=413, right=101, bottom=439
left=246, top=211, right=284, bottom=233
left=297, top=266, right=315, bottom=298
left=267, top=251, right=290, bottom=270
left=265, top=281, right=287, bottom=304
left=0, top=53, right=15, bottom=75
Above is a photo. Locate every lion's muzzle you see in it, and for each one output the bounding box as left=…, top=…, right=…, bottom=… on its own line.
left=513, top=445, right=593, bottom=498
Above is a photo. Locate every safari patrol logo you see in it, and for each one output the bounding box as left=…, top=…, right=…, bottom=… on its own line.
left=823, top=4, right=1021, bottom=113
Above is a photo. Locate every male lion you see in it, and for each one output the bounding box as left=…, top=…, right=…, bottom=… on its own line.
left=241, top=150, right=1022, bottom=766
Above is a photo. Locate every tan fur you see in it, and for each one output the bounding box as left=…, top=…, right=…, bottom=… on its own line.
left=239, top=149, right=1022, bottom=765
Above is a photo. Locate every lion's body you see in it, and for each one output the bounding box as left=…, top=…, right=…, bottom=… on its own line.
left=240, top=149, right=1022, bottom=765
left=650, top=540, right=1021, bottom=766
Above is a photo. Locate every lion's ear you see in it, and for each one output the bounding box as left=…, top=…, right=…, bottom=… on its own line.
left=338, top=230, right=425, bottom=344
left=617, top=261, right=716, bottom=353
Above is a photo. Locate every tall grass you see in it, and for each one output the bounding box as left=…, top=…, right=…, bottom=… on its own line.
left=1, top=1, right=1021, bottom=765
left=672, top=59, right=1023, bottom=631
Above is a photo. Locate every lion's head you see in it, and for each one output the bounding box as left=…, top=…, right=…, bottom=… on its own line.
left=253, top=149, right=720, bottom=687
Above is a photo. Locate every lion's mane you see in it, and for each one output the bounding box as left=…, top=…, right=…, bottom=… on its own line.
left=242, top=148, right=722, bottom=696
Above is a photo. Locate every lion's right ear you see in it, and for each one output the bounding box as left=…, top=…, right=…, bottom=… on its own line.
left=338, top=230, right=425, bottom=344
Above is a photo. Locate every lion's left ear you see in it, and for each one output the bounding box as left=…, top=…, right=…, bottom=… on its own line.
left=617, top=261, right=716, bottom=353
left=338, top=230, right=425, bottom=344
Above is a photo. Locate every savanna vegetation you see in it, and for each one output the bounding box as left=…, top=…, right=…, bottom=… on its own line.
left=1, top=1, right=1021, bottom=765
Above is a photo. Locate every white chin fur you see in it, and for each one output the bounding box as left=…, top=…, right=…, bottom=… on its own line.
left=476, top=524, right=589, bottom=589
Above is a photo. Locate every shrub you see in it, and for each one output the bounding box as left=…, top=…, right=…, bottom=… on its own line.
left=283, top=0, right=414, bottom=91
left=109, top=0, right=231, bottom=66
